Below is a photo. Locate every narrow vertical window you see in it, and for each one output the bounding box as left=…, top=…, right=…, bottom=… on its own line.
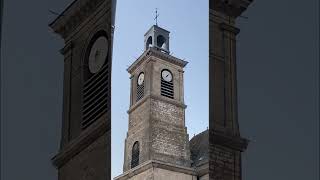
left=131, top=141, right=140, bottom=168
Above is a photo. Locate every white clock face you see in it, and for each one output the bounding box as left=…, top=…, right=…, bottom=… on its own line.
left=161, top=70, right=172, bottom=82
left=88, top=36, right=108, bottom=73
left=137, top=73, right=145, bottom=85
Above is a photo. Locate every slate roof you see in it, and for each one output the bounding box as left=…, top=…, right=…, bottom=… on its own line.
left=189, top=129, right=209, bottom=167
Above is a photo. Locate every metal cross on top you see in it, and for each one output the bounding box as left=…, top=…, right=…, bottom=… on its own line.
left=154, top=8, right=159, bottom=26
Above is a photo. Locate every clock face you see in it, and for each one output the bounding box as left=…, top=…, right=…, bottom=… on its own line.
left=88, top=36, right=108, bottom=73
left=137, top=72, right=145, bottom=85
left=161, top=70, right=172, bottom=82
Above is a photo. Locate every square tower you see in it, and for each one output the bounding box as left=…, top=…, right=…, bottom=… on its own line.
left=115, top=26, right=197, bottom=180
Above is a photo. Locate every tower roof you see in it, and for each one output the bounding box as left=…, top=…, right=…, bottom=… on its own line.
left=144, top=25, right=171, bottom=54
left=144, top=25, right=170, bottom=36
left=189, top=130, right=209, bottom=167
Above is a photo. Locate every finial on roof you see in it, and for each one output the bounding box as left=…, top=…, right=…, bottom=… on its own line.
left=154, top=8, right=159, bottom=26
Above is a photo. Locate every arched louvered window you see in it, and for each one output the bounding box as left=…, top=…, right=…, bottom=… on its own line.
left=131, top=141, right=140, bottom=168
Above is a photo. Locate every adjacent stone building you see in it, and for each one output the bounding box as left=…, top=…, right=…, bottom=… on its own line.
left=49, top=0, right=113, bottom=179
left=209, top=0, right=253, bottom=179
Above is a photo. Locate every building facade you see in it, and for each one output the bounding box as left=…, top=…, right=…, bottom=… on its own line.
left=49, top=0, right=113, bottom=179
left=209, top=0, right=253, bottom=179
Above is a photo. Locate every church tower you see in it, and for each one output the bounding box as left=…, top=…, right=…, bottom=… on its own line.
left=115, top=25, right=199, bottom=180
left=49, top=0, right=113, bottom=179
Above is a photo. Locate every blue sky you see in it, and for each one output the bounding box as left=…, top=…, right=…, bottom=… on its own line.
left=111, top=0, right=208, bottom=178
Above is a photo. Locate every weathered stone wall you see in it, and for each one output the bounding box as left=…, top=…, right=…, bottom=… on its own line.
left=52, top=1, right=112, bottom=180
left=127, top=168, right=154, bottom=180
left=123, top=50, right=191, bottom=171
left=58, top=131, right=109, bottom=180
left=150, top=99, right=190, bottom=167
left=61, top=0, right=112, bottom=144
left=153, top=168, right=196, bottom=180
left=151, top=57, right=185, bottom=102
left=209, top=144, right=241, bottom=180
left=150, top=99, right=184, bottom=127
left=119, top=166, right=196, bottom=180
left=209, top=1, right=252, bottom=179
left=123, top=99, right=151, bottom=171
left=200, top=174, right=209, bottom=180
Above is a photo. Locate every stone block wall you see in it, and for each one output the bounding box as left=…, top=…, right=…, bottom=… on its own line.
left=153, top=168, right=196, bottom=180
left=150, top=99, right=190, bottom=167
left=209, top=144, right=241, bottom=180
left=124, top=99, right=151, bottom=171
left=58, top=131, right=109, bottom=180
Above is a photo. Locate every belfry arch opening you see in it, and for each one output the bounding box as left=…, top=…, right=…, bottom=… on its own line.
left=146, top=36, right=153, bottom=49
left=157, top=35, right=167, bottom=49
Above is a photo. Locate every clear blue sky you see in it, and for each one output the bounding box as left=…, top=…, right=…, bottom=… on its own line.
left=111, top=0, right=208, bottom=178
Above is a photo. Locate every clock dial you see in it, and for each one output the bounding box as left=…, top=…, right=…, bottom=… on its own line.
left=137, top=73, right=145, bottom=85
left=161, top=70, right=172, bottom=82
left=88, top=36, right=108, bottom=73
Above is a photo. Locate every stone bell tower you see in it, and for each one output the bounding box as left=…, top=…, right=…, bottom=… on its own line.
left=49, top=0, right=113, bottom=179
left=115, top=25, right=198, bottom=180
left=209, top=0, right=253, bottom=179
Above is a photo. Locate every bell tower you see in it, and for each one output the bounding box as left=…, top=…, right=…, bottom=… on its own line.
left=144, top=25, right=170, bottom=53
left=49, top=0, right=113, bottom=179
left=115, top=25, right=197, bottom=180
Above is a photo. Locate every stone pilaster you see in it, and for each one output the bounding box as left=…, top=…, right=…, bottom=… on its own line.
left=209, top=0, right=253, bottom=179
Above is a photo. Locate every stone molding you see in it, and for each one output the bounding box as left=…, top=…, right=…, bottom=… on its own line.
left=210, top=130, right=248, bottom=152
left=210, top=0, right=253, bottom=18
left=194, top=161, right=209, bottom=176
left=127, top=47, right=188, bottom=74
left=114, top=160, right=197, bottom=180
left=49, top=0, right=109, bottom=39
left=220, top=22, right=240, bottom=35
left=60, top=42, right=73, bottom=55
left=51, top=111, right=110, bottom=168
left=127, top=94, right=187, bottom=114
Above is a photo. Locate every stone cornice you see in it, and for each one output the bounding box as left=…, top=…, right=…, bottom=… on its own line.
left=114, top=160, right=197, bottom=180
left=220, top=22, right=240, bottom=35
left=60, top=42, right=73, bottom=55
left=127, top=47, right=188, bottom=74
left=210, top=130, right=249, bottom=152
left=49, top=0, right=109, bottom=39
left=127, top=94, right=187, bottom=114
left=210, top=0, right=253, bottom=18
left=51, top=111, right=110, bottom=168
left=194, top=161, right=209, bottom=176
